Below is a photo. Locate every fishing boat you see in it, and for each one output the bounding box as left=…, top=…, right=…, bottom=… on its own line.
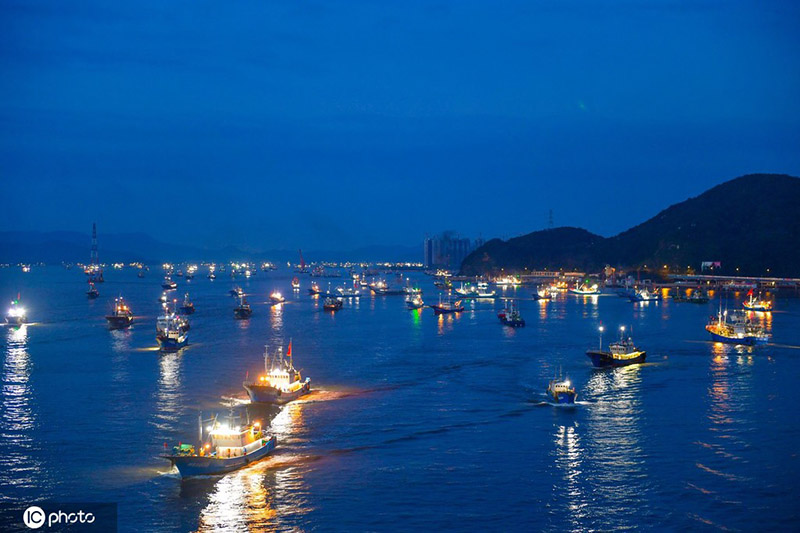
left=243, top=342, right=311, bottom=404
left=706, top=309, right=769, bottom=346
left=5, top=296, right=26, bottom=326
left=406, top=295, right=425, bottom=310
left=546, top=376, right=577, bottom=404
left=497, top=301, right=525, bottom=327
left=163, top=413, right=276, bottom=477
left=673, top=289, right=709, bottom=303
left=495, top=276, right=521, bottom=287
left=569, top=282, right=600, bottom=295
left=207, top=271, right=217, bottom=280
left=336, top=285, right=361, bottom=298
left=105, top=296, right=133, bottom=329
left=402, top=285, right=423, bottom=296
left=323, top=297, right=343, bottom=311
left=473, top=281, right=496, bottom=298
left=430, top=293, right=464, bottom=315
left=370, top=279, right=405, bottom=295
left=87, top=283, right=100, bottom=299
left=586, top=326, right=646, bottom=367
left=533, top=286, right=551, bottom=300
left=162, top=277, right=177, bottom=290
left=269, top=291, right=285, bottom=304
left=179, top=293, right=195, bottom=315
left=742, top=290, right=772, bottom=312
left=291, top=277, right=300, bottom=290
left=234, top=296, right=253, bottom=319
left=629, top=288, right=661, bottom=302
left=156, top=303, right=189, bottom=351
left=454, top=283, right=470, bottom=297
left=229, top=286, right=243, bottom=297
left=307, top=282, right=321, bottom=295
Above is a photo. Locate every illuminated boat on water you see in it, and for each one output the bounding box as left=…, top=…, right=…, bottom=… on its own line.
left=156, top=303, right=189, bottom=351
left=106, top=296, right=133, bottom=329
left=243, top=342, right=311, bottom=404
left=495, top=276, right=521, bottom=287
left=308, top=282, right=321, bottom=295
left=706, top=309, right=769, bottom=346
left=629, top=288, right=661, bottom=302
left=162, top=277, right=177, bottom=290
left=323, top=297, right=343, bottom=311
left=229, top=286, right=243, bottom=297
left=234, top=296, right=253, bottom=319
left=406, top=295, right=424, bottom=309
left=163, top=414, right=276, bottom=477
left=269, top=291, right=285, bottom=303
left=335, top=284, right=361, bottom=298
left=569, top=282, right=600, bottom=295
left=546, top=377, right=576, bottom=404
left=430, top=293, right=464, bottom=315
left=497, top=301, right=525, bottom=327
left=586, top=326, right=646, bottom=367
left=291, top=277, right=300, bottom=290
left=87, top=282, right=100, bottom=299
left=179, top=293, right=195, bottom=315
left=5, top=296, right=26, bottom=326
left=742, top=291, right=772, bottom=312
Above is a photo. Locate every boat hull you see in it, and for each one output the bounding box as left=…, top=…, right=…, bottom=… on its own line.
left=585, top=350, right=646, bottom=367
left=106, top=316, right=133, bottom=329
left=157, top=335, right=188, bottom=351
left=432, top=306, right=464, bottom=315
left=168, top=436, right=277, bottom=477
left=501, top=318, right=525, bottom=327
left=707, top=331, right=768, bottom=346
left=547, top=391, right=576, bottom=404
left=234, top=308, right=252, bottom=319
left=5, top=316, right=25, bottom=326
left=243, top=380, right=311, bottom=404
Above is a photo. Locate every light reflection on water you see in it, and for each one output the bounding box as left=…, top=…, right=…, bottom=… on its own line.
left=197, top=402, right=312, bottom=532
left=0, top=325, right=46, bottom=497
left=152, top=352, right=185, bottom=435
left=582, top=366, right=648, bottom=528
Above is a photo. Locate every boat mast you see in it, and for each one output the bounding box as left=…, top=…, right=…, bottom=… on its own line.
left=598, top=326, right=604, bottom=350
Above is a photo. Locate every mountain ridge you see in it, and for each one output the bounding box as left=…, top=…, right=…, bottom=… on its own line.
left=460, top=173, right=800, bottom=277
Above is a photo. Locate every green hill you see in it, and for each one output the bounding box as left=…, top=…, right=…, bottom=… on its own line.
left=460, top=174, right=800, bottom=277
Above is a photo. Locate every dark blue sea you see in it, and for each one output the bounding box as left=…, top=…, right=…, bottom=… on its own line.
left=1, top=267, right=799, bottom=531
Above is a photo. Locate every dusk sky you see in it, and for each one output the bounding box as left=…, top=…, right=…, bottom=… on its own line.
left=2, top=1, right=799, bottom=251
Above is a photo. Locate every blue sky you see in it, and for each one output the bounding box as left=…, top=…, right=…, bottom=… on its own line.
left=1, top=1, right=799, bottom=250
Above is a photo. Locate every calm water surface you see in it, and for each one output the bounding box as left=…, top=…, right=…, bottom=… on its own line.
left=1, top=268, right=799, bottom=531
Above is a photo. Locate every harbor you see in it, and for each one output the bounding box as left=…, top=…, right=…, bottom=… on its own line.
left=1, top=264, right=799, bottom=530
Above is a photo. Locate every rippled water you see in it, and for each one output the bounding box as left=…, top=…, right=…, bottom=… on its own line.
left=1, top=268, right=799, bottom=531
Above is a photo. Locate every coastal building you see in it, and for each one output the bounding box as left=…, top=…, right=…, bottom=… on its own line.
left=423, top=232, right=484, bottom=270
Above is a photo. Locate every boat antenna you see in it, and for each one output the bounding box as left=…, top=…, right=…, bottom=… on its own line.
left=198, top=412, right=203, bottom=445
left=264, top=344, right=269, bottom=373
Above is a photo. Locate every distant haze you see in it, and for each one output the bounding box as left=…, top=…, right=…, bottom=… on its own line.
left=2, top=1, right=799, bottom=249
